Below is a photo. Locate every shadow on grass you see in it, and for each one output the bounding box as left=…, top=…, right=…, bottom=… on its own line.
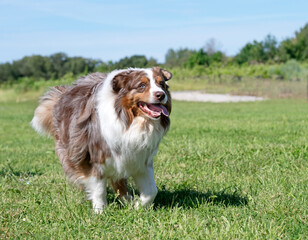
left=0, top=164, right=43, bottom=178
left=155, top=188, right=248, bottom=209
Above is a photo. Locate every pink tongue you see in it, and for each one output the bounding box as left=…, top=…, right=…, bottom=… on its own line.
left=148, top=104, right=169, bottom=117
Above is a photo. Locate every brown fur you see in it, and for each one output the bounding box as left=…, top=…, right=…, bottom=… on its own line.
left=113, top=70, right=151, bottom=128
left=33, top=86, right=67, bottom=135
left=52, top=73, right=110, bottom=181
left=113, top=69, right=172, bottom=129
left=111, top=179, right=130, bottom=200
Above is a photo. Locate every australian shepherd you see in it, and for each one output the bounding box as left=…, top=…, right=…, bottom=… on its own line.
left=31, top=67, right=172, bottom=212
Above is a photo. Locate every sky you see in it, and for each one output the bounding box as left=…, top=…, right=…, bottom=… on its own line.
left=0, top=0, right=307, bottom=63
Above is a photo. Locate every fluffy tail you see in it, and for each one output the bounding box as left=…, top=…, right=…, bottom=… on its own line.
left=31, top=86, right=67, bottom=136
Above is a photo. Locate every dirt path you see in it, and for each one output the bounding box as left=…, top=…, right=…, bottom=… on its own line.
left=171, top=91, right=264, bottom=103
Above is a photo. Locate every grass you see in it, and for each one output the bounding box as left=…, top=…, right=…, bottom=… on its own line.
left=0, top=96, right=307, bottom=239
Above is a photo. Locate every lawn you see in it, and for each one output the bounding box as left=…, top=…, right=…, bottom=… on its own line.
left=0, top=98, right=307, bottom=239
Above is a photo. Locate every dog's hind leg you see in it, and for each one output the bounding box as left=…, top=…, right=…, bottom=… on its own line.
left=110, top=178, right=132, bottom=202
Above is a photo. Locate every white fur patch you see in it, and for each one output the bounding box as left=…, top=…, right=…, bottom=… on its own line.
left=31, top=114, right=50, bottom=136
left=144, top=69, right=168, bottom=104
left=82, top=176, right=107, bottom=213
left=96, top=68, right=166, bottom=180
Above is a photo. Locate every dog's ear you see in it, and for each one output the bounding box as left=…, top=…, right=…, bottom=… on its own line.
left=161, top=69, right=172, bottom=81
left=152, top=67, right=173, bottom=81
left=112, top=72, right=129, bottom=92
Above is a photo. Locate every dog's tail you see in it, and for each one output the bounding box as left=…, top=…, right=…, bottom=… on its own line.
left=31, top=86, right=67, bottom=136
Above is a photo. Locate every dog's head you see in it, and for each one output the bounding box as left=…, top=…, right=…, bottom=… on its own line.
left=112, top=67, right=172, bottom=128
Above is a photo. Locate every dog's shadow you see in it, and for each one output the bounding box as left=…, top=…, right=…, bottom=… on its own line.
left=154, top=188, right=248, bottom=209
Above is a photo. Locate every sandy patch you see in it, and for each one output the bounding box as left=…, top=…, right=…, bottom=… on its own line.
left=171, top=91, right=264, bottom=103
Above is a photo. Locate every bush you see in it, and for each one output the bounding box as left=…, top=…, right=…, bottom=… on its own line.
left=279, top=60, right=302, bottom=80
left=15, top=77, right=38, bottom=92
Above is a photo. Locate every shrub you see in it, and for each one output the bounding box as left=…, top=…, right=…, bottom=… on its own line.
left=279, top=60, right=302, bottom=80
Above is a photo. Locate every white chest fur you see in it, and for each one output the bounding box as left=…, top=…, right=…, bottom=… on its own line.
left=96, top=80, right=166, bottom=179
left=99, top=116, right=165, bottom=179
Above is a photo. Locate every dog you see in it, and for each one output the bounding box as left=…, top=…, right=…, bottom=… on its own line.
left=31, top=67, right=172, bottom=212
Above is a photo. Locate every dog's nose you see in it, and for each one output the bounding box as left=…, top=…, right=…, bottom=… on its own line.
left=154, top=91, right=165, bottom=101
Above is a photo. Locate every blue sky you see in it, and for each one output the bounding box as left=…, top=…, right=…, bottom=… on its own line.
left=0, top=0, right=307, bottom=63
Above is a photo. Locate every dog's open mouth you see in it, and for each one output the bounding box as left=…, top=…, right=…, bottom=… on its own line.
left=138, top=102, right=169, bottom=118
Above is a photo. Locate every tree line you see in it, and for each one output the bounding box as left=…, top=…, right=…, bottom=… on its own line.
left=0, top=23, right=307, bottom=83
left=165, top=23, right=308, bottom=68
left=0, top=53, right=159, bottom=83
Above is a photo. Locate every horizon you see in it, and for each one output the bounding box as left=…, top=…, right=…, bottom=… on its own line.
left=1, top=0, right=308, bottom=64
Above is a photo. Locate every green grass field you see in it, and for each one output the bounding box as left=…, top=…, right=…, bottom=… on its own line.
left=0, top=97, right=307, bottom=239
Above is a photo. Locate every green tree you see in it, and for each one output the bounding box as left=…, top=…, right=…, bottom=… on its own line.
left=185, top=49, right=209, bottom=68
left=209, top=51, right=224, bottom=64
left=49, top=52, right=69, bottom=79
left=9, top=55, right=51, bottom=80
left=114, top=55, right=155, bottom=69
left=0, top=63, right=13, bottom=83
left=279, top=23, right=308, bottom=61
left=165, top=48, right=196, bottom=67
left=147, top=57, right=159, bottom=67
left=235, top=35, right=278, bottom=64
left=184, top=49, right=225, bottom=68
left=263, top=34, right=278, bottom=61
left=234, top=40, right=264, bottom=64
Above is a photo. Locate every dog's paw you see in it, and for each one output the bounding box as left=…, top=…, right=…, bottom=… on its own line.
left=121, top=194, right=133, bottom=202
left=134, top=201, right=140, bottom=210
left=93, top=207, right=104, bottom=214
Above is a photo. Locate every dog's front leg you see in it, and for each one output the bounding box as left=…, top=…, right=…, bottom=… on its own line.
left=133, top=161, right=158, bottom=208
left=84, top=177, right=107, bottom=213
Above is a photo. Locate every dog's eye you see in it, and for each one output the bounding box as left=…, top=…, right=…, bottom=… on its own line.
left=159, top=81, right=165, bottom=87
left=139, top=83, right=146, bottom=89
